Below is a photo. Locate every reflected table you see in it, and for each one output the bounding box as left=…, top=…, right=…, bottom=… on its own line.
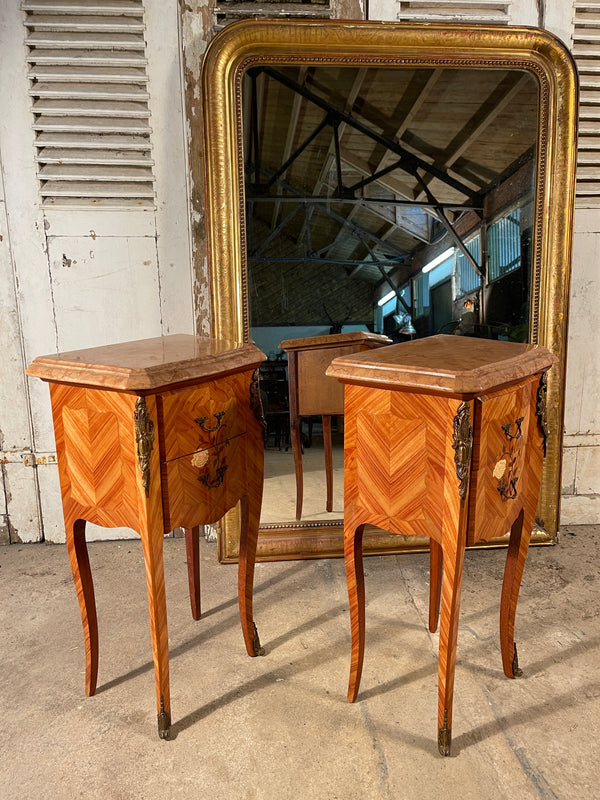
left=279, top=332, right=390, bottom=520
left=327, top=334, right=555, bottom=755
left=27, top=334, right=266, bottom=739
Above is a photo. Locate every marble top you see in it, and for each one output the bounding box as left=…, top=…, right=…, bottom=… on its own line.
left=326, top=334, right=556, bottom=395
left=279, top=331, right=391, bottom=352
left=26, top=334, right=266, bottom=391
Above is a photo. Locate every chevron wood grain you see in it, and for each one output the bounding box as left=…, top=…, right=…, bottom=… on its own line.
left=30, top=335, right=267, bottom=740
left=51, top=384, right=141, bottom=533
left=345, top=386, right=450, bottom=542
left=330, top=337, right=554, bottom=757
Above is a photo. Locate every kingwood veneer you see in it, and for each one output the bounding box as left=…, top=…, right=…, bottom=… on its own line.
left=326, top=334, right=555, bottom=756
left=279, top=331, right=390, bottom=520
left=27, top=334, right=266, bottom=739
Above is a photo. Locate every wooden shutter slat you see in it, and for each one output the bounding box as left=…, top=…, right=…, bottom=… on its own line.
left=35, top=130, right=151, bottom=148
left=23, top=1, right=144, bottom=13
left=32, top=115, right=150, bottom=133
left=38, top=164, right=154, bottom=181
left=24, top=0, right=154, bottom=207
left=30, top=82, right=149, bottom=100
left=39, top=179, right=155, bottom=196
left=32, top=98, right=151, bottom=117
left=37, top=147, right=153, bottom=165
left=28, top=64, right=148, bottom=82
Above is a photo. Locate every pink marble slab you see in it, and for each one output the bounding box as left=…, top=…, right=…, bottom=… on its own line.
left=326, top=334, right=556, bottom=395
left=26, top=334, right=266, bottom=391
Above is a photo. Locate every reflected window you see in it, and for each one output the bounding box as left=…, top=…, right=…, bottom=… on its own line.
left=455, top=235, right=482, bottom=297
left=414, top=271, right=429, bottom=318
left=488, top=208, right=521, bottom=282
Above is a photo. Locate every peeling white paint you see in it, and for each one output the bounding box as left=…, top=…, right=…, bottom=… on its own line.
left=180, top=2, right=211, bottom=83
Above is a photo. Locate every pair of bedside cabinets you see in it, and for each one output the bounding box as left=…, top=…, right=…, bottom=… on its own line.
left=28, top=333, right=554, bottom=754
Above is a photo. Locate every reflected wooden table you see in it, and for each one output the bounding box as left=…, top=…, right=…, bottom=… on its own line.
left=27, top=334, right=266, bottom=739
left=327, top=334, right=555, bottom=756
left=279, top=332, right=390, bottom=520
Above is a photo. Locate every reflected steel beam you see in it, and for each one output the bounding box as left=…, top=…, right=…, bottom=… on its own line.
left=247, top=195, right=482, bottom=212
left=247, top=167, right=408, bottom=258
left=260, top=66, right=481, bottom=201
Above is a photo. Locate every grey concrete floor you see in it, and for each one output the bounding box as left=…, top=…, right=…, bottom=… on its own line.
left=1, top=527, right=599, bottom=799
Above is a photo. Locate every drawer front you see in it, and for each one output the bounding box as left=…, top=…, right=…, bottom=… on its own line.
left=162, top=434, right=246, bottom=530
left=468, top=376, right=542, bottom=544
left=158, top=373, right=247, bottom=462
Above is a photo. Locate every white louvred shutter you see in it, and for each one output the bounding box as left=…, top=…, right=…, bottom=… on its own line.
left=396, top=0, right=511, bottom=24
left=23, top=0, right=155, bottom=208
left=573, top=1, right=600, bottom=205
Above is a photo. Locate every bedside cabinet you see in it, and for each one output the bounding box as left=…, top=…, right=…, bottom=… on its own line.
left=27, top=335, right=266, bottom=739
left=326, top=334, right=556, bottom=756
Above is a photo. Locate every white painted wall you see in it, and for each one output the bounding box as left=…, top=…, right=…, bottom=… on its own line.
left=562, top=209, right=600, bottom=524
left=0, top=0, right=193, bottom=543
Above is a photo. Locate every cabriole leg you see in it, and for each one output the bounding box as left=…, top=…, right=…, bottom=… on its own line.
left=323, top=414, right=334, bottom=512
left=290, top=415, right=304, bottom=520
left=429, top=539, right=443, bottom=633
left=66, top=517, right=98, bottom=697
left=238, top=485, right=265, bottom=657
left=500, top=508, right=532, bottom=678
left=184, top=526, right=201, bottom=621
left=140, top=524, right=171, bottom=740
left=437, top=535, right=467, bottom=756
left=345, top=523, right=366, bottom=703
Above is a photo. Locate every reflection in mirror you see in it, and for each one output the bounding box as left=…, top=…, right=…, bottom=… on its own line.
left=243, top=65, right=539, bottom=527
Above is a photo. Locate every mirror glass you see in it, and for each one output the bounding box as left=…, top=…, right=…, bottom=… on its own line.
left=243, top=64, right=539, bottom=528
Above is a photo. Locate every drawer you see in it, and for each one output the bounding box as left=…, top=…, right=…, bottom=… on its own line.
left=468, top=376, right=541, bottom=544
left=158, top=374, right=245, bottom=462
left=162, top=434, right=246, bottom=531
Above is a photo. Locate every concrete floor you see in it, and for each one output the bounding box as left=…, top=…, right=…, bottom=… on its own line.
left=1, top=526, right=599, bottom=799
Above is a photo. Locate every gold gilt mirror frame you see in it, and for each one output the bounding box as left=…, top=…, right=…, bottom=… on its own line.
left=201, top=19, right=577, bottom=563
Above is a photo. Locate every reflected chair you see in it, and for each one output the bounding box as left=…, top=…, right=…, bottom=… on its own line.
left=279, top=332, right=390, bottom=520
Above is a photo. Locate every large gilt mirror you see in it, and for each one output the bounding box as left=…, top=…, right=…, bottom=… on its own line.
left=201, top=19, right=577, bottom=562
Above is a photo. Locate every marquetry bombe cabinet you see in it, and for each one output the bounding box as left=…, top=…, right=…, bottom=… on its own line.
left=326, top=334, right=556, bottom=756
left=26, top=335, right=267, bottom=739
